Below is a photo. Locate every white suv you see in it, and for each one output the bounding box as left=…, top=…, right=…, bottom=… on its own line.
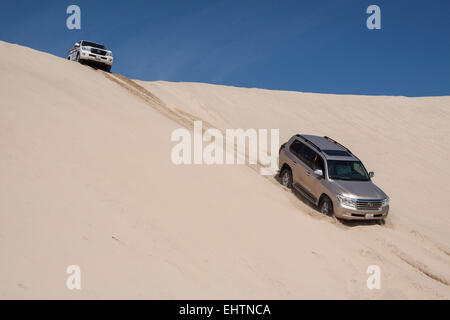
left=68, top=40, right=114, bottom=72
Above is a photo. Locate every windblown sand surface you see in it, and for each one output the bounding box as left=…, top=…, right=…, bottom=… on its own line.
left=1, top=40, right=449, bottom=299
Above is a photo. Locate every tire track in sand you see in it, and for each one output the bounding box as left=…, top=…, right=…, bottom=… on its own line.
left=103, top=72, right=279, bottom=183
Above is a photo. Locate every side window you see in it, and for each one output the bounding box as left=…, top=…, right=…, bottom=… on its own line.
left=313, top=155, right=325, bottom=171
left=289, top=140, right=303, bottom=159
left=290, top=140, right=318, bottom=169
left=301, top=146, right=316, bottom=168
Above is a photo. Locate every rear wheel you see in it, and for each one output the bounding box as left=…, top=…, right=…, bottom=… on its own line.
left=280, top=167, right=292, bottom=188
left=319, top=196, right=334, bottom=216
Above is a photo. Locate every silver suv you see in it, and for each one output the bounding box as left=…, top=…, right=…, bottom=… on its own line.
left=278, top=135, right=389, bottom=220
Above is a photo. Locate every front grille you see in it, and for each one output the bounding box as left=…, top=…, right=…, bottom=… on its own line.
left=90, top=48, right=107, bottom=56
left=356, top=200, right=383, bottom=211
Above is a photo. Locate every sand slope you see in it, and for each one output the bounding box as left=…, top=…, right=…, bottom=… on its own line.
left=0, top=41, right=449, bottom=299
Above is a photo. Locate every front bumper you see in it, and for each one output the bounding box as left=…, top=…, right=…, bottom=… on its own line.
left=80, top=51, right=113, bottom=66
left=334, top=204, right=389, bottom=220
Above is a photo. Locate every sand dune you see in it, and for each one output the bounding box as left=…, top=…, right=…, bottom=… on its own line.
left=0, top=40, right=449, bottom=299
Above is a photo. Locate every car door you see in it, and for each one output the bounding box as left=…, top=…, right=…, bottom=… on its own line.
left=286, top=140, right=304, bottom=186
left=70, top=42, right=80, bottom=60
left=302, top=153, right=326, bottom=202
left=294, top=142, right=315, bottom=194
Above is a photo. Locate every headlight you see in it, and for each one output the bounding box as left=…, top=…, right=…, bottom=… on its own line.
left=106, top=51, right=113, bottom=57
left=81, top=46, right=90, bottom=51
left=381, top=197, right=389, bottom=207
left=336, top=193, right=357, bottom=209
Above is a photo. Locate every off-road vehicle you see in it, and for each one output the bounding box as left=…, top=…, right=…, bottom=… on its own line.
left=68, top=40, right=113, bottom=72
left=279, top=135, right=389, bottom=220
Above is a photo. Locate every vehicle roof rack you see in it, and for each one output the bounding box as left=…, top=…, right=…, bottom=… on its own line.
left=323, top=136, right=353, bottom=155
left=296, top=134, right=322, bottom=152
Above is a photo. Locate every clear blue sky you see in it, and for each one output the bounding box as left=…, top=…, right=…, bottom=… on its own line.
left=1, top=0, right=449, bottom=96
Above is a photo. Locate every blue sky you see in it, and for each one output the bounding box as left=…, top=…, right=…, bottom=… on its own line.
left=1, top=0, right=449, bottom=96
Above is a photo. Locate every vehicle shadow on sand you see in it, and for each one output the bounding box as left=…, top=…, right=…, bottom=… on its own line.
left=80, top=60, right=111, bottom=73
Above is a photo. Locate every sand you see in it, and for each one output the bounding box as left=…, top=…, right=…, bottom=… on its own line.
left=0, top=40, right=449, bottom=299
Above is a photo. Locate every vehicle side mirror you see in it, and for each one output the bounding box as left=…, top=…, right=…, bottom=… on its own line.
left=369, top=171, right=374, bottom=178
left=313, top=169, right=323, bottom=177
left=74, top=43, right=80, bottom=47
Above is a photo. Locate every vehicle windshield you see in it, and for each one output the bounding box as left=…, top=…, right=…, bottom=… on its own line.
left=81, top=41, right=107, bottom=50
left=327, top=160, right=370, bottom=181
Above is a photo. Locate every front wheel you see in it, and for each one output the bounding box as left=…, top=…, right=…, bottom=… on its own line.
left=104, top=65, right=111, bottom=73
left=319, top=196, right=334, bottom=216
